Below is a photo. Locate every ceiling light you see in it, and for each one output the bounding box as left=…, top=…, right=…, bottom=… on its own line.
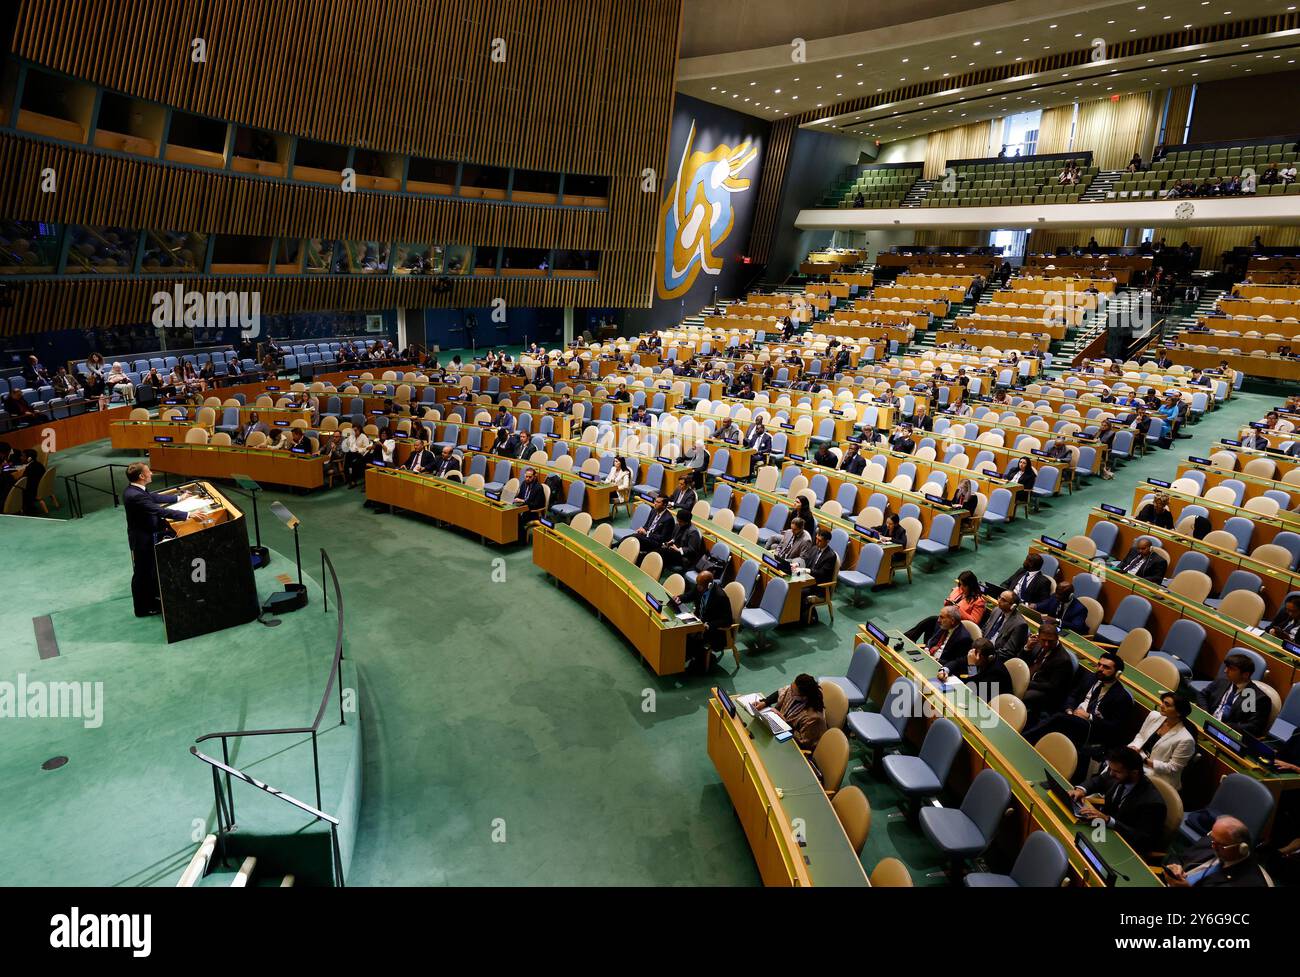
left=973, top=40, right=981, bottom=46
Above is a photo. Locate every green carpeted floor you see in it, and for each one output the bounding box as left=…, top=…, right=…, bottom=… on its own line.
left=4, top=372, right=1276, bottom=885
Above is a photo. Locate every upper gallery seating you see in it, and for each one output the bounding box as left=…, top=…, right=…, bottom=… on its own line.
left=1106, top=140, right=1300, bottom=200
left=821, top=164, right=923, bottom=208
left=921, top=155, right=1098, bottom=207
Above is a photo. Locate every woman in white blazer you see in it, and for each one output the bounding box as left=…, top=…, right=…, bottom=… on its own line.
left=603, top=456, right=631, bottom=504
left=1128, top=691, right=1197, bottom=790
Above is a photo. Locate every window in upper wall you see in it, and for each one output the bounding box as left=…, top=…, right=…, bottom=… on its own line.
left=341, top=241, right=390, bottom=274
left=210, top=234, right=272, bottom=273
left=501, top=247, right=550, bottom=275
left=999, top=110, right=1042, bottom=158
left=64, top=226, right=138, bottom=274
left=512, top=169, right=561, bottom=204
left=231, top=125, right=289, bottom=177
left=0, top=221, right=63, bottom=275
left=444, top=245, right=472, bottom=275
left=350, top=149, right=403, bottom=191
left=553, top=249, right=599, bottom=276
left=93, top=91, right=166, bottom=157
left=18, top=68, right=96, bottom=142
left=459, top=164, right=509, bottom=201
left=564, top=174, right=610, bottom=205
left=394, top=243, right=444, bottom=276
left=304, top=238, right=339, bottom=274
left=165, top=109, right=228, bottom=168
left=141, top=230, right=207, bottom=273
left=407, top=156, right=458, bottom=194
left=294, top=140, right=350, bottom=186
left=473, top=245, right=500, bottom=273
left=273, top=238, right=302, bottom=274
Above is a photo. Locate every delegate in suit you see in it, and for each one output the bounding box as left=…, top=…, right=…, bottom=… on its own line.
left=123, top=463, right=201, bottom=617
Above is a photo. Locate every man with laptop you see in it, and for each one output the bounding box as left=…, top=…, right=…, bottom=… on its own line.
left=1067, top=747, right=1167, bottom=858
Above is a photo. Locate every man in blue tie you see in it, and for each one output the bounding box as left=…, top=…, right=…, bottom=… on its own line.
left=1164, top=816, right=1272, bottom=887
left=1197, top=653, right=1269, bottom=738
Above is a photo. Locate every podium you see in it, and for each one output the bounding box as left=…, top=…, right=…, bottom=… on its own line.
left=155, top=481, right=260, bottom=643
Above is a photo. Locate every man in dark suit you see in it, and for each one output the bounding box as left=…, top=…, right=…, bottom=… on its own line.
left=802, top=528, right=839, bottom=625
left=1265, top=593, right=1300, bottom=643
left=405, top=443, right=435, bottom=474
left=660, top=509, right=704, bottom=576
left=921, top=606, right=973, bottom=671
left=124, top=462, right=200, bottom=617
left=1165, top=816, right=1273, bottom=887
left=1069, top=747, right=1168, bottom=858
left=1003, top=554, right=1052, bottom=605
left=981, top=591, right=1029, bottom=661
left=1198, top=652, right=1270, bottom=738
left=744, top=420, right=772, bottom=469
left=1117, top=537, right=1167, bottom=583
left=633, top=495, right=676, bottom=561
left=516, top=467, right=547, bottom=533
left=681, top=571, right=734, bottom=674
left=839, top=443, right=866, bottom=475
left=1021, top=619, right=1074, bottom=720
left=1027, top=651, right=1134, bottom=777
left=1242, top=429, right=1270, bottom=450
left=535, top=359, right=554, bottom=387
left=666, top=473, right=697, bottom=513
left=431, top=446, right=461, bottom=478
left=888, top=425, right=915, bottom=454
left=490, top=426, right=514, bottom=455
left=503, top=430, right=527, bottom=458
left=1035, top=581, right=1089, bottom=634
left=716, top=419, right=740, bottom=445
left=493, top=405, right=514, bottom=431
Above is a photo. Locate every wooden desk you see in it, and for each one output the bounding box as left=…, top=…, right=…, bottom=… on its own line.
left=692, top=519, right=815, bottom=625
left=532, top=523, right=703, bottom=674
left=707, top=695, right=870, bottom=886
left=863, top=627, right=1163, bottom=887
left=366, top=465, right=523, bottom=544
left=149, top=443, right=326, bottom=489
left=1130, top=482, right=1300, bottom=545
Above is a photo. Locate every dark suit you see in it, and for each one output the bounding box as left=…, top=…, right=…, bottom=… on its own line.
left=981, top=607, right=1029, bottom=661
left=1265, top=609, right=1300, bottom=642
left=1004, top=568, right=1051, bottom=605
left=405, top=448, right=435, bottom=473
left=1004, top=465, right=1037, bottom=490
left=1136, top=504, right=1174, bottom=530
left=1022, top=643, right=1074, bottom=717
left=661, top=524, right=703, bottom=575
left=923, top=622, right=973, bottom=672
left=637, top=508, right=676, bottom=557
left=1078, top=770, right=1167, bottom=857
left=432, top=456, right=461, bottom=478
left=667, top=486, right=697, bottom=512
left=20, top=459, right=45, bottom=515
left=1166, top=837, right=1271, bottom=887
left=1199, top=679, right=1270, bottom=737
left=684, top=582, right=735, bottom=672
left=1118, top=546, right=1167, bottom=583
left=1027, top=673, right=1134, bottom=772
left=124, top=483, right=189, bottom=616
left=960, top=660, right=1012, bottom=703
left=1036, top=592, right=1088, bottom=634
left=889, top=436, right=915, bottom=454
left=840, top=453, right=866, bottom=475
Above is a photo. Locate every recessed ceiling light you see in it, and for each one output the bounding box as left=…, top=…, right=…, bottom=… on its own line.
left=774, top=88, right=781, bottom=93
left=749, top=81, right=756, bottom=86
left=973, top=40, right=981, bottom=46
left=710, top=86, right=716, bottom=91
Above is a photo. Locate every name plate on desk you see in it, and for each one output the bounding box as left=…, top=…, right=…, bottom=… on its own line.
left=865, top=621, right=890, bottom=646
left=762, top=554, right=792, bottom=573
left=1100, top=503, right=1126, bottom=516
left=829, top=409, right=845, bottom=416
left=153, top=435, right=173, bottom=443
left=781, top=423, right=794, bottom=430
left=1146, top=478, right=1171, bottom=488
left=925, top=493, right=947, bottom=505
left=644, top=592, right=663, bottom=613
left=578, top=472, right=596, bottom=481
left=1030, top=449, right=1048, bottom=457
left=789, top=453, right=805, bottom=462
left=537, top=516, right=554, bottom=528
left=1188, top=456, right=1211, bottom=465
left=266, top=385, right=282, bottom=391
left=720, top=474, right=738, bottom=483
left=290, top=447, right=308, bottom=454
left=485, top=489, right=503, bottom=501
left=1040, top=535, right=1066, bottom=549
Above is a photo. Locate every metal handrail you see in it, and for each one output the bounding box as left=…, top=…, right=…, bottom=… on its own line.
left=194, top=548, right=346, bottom=818
left=61, top=462, right=132, bottom=518
left=191, top=746, right=345, bottom=887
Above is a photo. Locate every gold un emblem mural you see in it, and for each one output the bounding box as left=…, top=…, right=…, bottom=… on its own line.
left=656, top=121, right=758, bottom=300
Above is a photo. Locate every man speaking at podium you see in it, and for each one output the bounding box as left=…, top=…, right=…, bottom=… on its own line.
left=124, top=462, right=202, bottom=617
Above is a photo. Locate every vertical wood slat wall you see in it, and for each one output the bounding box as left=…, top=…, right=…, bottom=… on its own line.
left=2, top=0, right=684, bottom=332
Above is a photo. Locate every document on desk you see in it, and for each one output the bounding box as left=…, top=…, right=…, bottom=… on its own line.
left=733, top=692, right=766, bottom=716
left=171, top=496, right=214, bottom=514
left=674, top=612, right=699, bottom=624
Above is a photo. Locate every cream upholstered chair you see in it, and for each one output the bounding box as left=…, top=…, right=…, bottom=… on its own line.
left=640, top=551, right=663, bottom=579
left=211, top=432, right=232, bottom=446
left=821, top=681, right=849, bottom=731
left=616, top=536, right=640, bottom=562
left=831, top=785, right=871, bottom=856
left=1116, top=627, right=1153, bottom=666
left=1217, top=589, right=1265, bottom=625
left=812, top=728, right=850, bottom=798
left=1167, top=570, right=1213, bottom=603
left=870, top=857, right=913, bottom=887
left=1004, top=658, right=1030, bottom=699
left=989, top=693, right=1026, bottom=732
left=569, top=512, right=593, bottom=534
left=589, top=522, right=614, bottom=547
left=1037, top=731, right=1078, bottom=781
left=1135, top=655, right=1181, bottom=689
